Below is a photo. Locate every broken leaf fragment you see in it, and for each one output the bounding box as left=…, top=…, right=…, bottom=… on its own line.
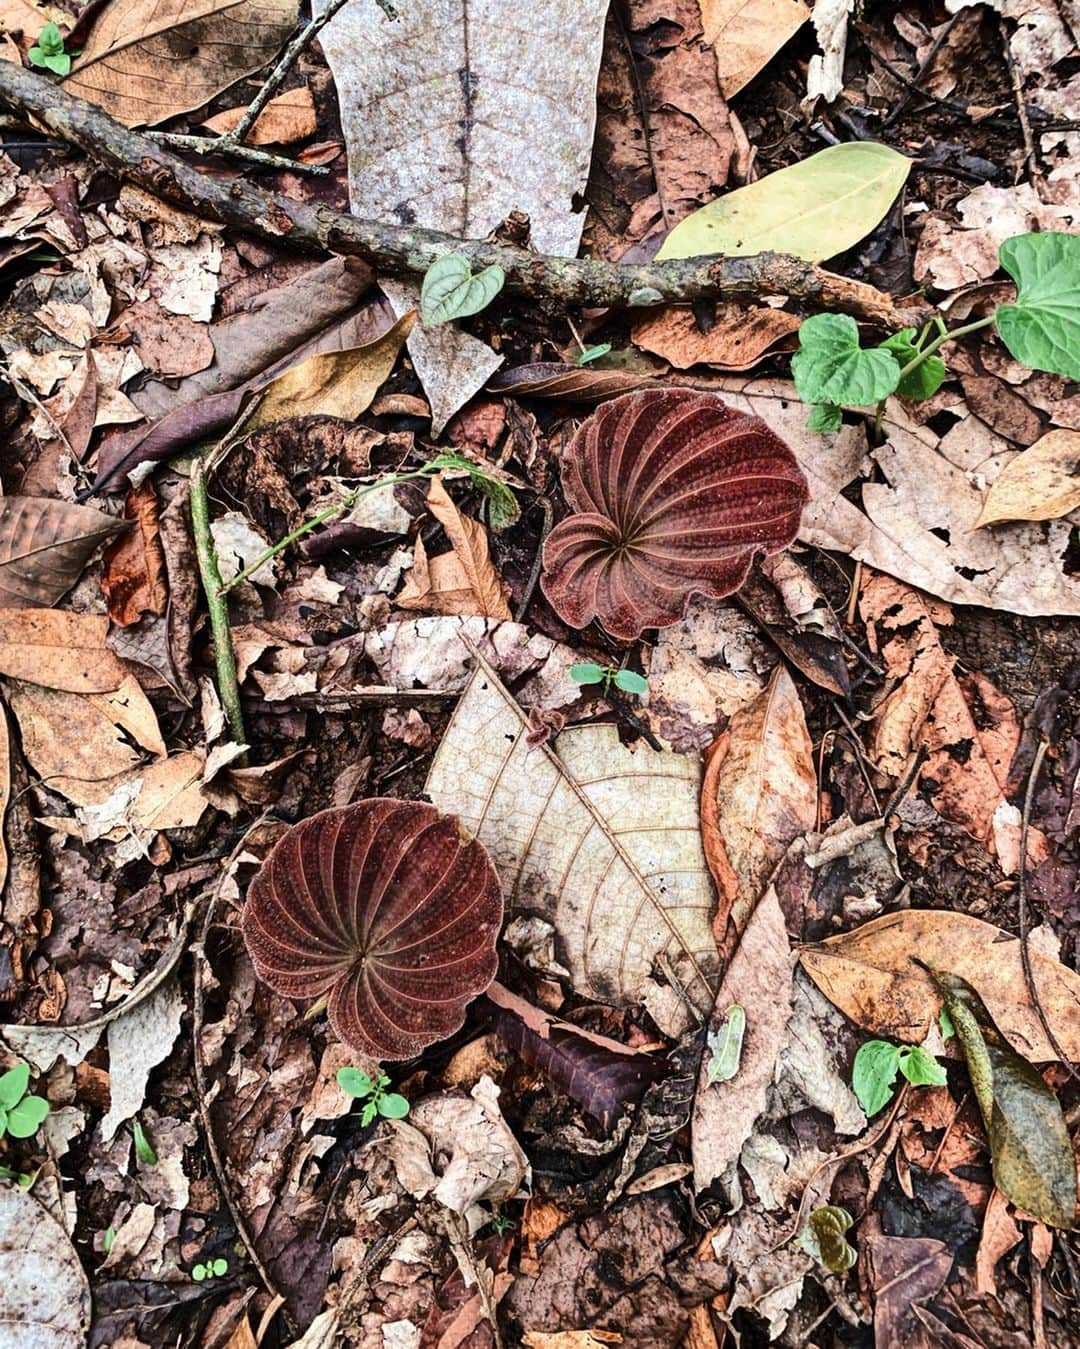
left=705, top=1004, right=746, bottom=1085
left=933, top=968, right=1076, bottom=1229
left=974, top=429, right=1080, bottom=527
left=421, top=255, right=506, bottom=326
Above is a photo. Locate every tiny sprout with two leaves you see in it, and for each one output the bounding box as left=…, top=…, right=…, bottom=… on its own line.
left=29, top=22, right=79, bottom=76
left=191, top=1258, right=228, bottom=1282
left=337, top=1067, right=410, bottom=1127
left=0, top=1062, right=49, bottom=1140
left=570, top=663, right=649, bottom=697
left=851, top=1038, right=947, bottom=1117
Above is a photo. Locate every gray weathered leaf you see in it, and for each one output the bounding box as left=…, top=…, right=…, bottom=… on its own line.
left=0, top=497, right=124, bottom=608
left=0, top=1184, right=91, bottom=1347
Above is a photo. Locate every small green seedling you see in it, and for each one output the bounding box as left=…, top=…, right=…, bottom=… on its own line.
left=0, top=1165, right=32, bottom=1187
left=486, top=1208, right=515, bottom=1235
left=191, top=1257, right=228, bottom=1282
left=577, top=342, right=612, bottom=366
left=132, top=1119, right=157, bottom=1165
left=29, top=22, right=79, bottom=76
left=337, top=1068, right=410, bottom=1127
left=0, top=1063, right=49, bottom=1140
left=852, top=1038, right=947, bottom=1116
left=570, top=663, right=649, bottom=698
left=794, top=232, right=1080, bottom=432
left=705, top=1004, right=746, bottom=1085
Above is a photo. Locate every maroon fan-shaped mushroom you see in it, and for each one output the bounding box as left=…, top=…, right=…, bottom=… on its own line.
left=540, top=389, right=809, bottom=641
left=241, top=799, right=503, bottom=1061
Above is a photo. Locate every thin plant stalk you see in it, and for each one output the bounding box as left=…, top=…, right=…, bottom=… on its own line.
left=190, top=461, right=248, bottom=762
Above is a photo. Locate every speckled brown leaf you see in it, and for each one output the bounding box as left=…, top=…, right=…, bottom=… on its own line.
left=487, top=362, right=657, bottom=402
left=632, top=305, right=801, bottom=371
left=64, top=0, right=299, bottom=128
left=0, top=610, right=127, bottom=692
left=0, top=496, right=124, bottom=608
left=0, top=1185, right=91, bottom=1347
left=426, top=648, right=720, bottom=1036
left=800, top=908, right=1080, bottom=1064
left=700, top=0, right=810, bottom=98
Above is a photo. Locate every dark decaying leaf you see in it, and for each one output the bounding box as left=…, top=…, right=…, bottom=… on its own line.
left=541, top=389, right=809, bottom=640
left=483, top=981, right=666, bottom=1131
left=933, top=968, right=1076, bottom=1229
left=0, top=497, right=125, bottom=607
left=487, top=362, right=657, bottom=401
left=241, top=799, right=503, bottom=1061
left=868, top=1234, right=952, bottom=1348
left=736, top=556, right=850, bottom=696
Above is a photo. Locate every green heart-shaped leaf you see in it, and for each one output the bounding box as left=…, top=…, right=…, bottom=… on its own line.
left=0, top=1063, right=29, bottom=1112
left=806, top=402, right=843, bottom=434
left=898, top=1045, right=947, bottom=1088
left=996, top=233, right=1080, bottom=381
left=792, top=313, right=900, bottom=408
left=336, top=1067, right=374, bottom=1097
left=421, top=254, right=505, bottom=326
left=802, top=1205, right=857, bottom=1272
left=851, top=1038, right=901, bottom=1116
left=6, top=1094, right=48, bottom=1139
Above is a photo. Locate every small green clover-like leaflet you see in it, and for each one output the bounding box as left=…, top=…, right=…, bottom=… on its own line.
left=792, top=313, right=900, bottom=409
left=421, top=254, right=506, bottom=326
left=337, top=1067, right=375, bottom=1098
left=192, top=1258, right=228, bottom=1281
left=613, top=669, right=648, bottom=695
left=706, top=1004, right=745, bottom=1085
left=800, top=1205, right=857, bottom=1272
left=377, top=1092, right=410, bottom=1119
left=570, top=663, right=605, bottom=685
left=0, top=1062, right=49, bottom=1139
left=880, top=329, right=947, bottom=399
left=995, top=232, right=1080, bottom=381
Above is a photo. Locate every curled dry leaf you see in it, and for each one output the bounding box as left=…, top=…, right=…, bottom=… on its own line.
left=427, top=650, right=719, bottom=1036
left=487, top=363, right=657, bottom=402
left=100, top=479, right=168, bottom=627
left=975, top=429, right=1080, bottom=527
left=241, top=799, right=503, bottom=1060
left=0, top=1183, right=91, bottom=1347
left=800, top=909, right=1080, bottom=1064
left=0, top=496, right=124, bottom=608
left=631, top=306, right=801, bottom=372
left=541, top=390, right=809, bottom=641
left=701, top=0, right=811, bottom=98
left=201, top=85, right=317, bottom=145
left=395, top=476, right=512, bottom=619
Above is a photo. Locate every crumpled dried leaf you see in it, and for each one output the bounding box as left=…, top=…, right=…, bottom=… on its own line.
left=427, top=649, right=720, bottom=1036
left=0, top=609, right=126, bottom=692
left=805, top=0, right=853, bottom=102
left=975, top=428, right=1080, bottom=527
left=0, top=1184, right=91, bottom=1346
left=396, top=477, right=511, bottom=619
left=64, top=0, right=300, bottom=128
left=701, top=0, right=811, bottom=98
left=738, top=551, right=850, bottom=696
left=631, top=305, right=801, bottom=371
left=801, top=908, right=1080, bottom=1063
left=867, top=1234, right=951, bottom=1348
left=692, top=887, right=793, bottom=1192
left=99, top=976, right=184, bottom=1141
left=701, top=666, right=816, bottom=934
left=0, top=496, right=123, bottom=607
left=934, top=969, right=1076, bottom=1228
left=100, top=480, right=168, bottom=627
left=318, top=0, right=608, bottom=427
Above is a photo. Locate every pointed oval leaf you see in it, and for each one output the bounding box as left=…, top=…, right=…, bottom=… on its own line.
left=541, top=389, right=809, bottom=641
left=975, top=429, right=1080, bottom=528
left=421, top=255, right=506, bottom=326
left=613, top=668, right=649, bottom=695
left=242, top=799, right=503, bottom=1061
left=996, top=233, right=1080, bottom=381
left=569, top=663, right=605, bottom=685
left=656, top=142, right=911, bottom=263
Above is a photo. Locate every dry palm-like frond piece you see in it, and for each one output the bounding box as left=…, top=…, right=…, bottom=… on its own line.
left=241, top=799, right=503, bottom=1060
left=541, top=389, right=809, bottom=640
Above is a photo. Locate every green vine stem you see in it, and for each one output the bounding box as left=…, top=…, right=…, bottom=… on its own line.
left=190, top=461, right=248, bottom=761
left=896, top=314, right=996, bottom=384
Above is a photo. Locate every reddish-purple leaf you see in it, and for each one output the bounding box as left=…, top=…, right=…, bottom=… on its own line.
left=241, top=799, right=503, bottom=1061
left=483, top=982, right=665, bottom=1131
left=541, top=389, right=809, bottom=641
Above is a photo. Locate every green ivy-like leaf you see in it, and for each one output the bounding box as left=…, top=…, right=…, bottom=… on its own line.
left=377, top=1092, right=411, bottom=1119
left=880, top=329, right=947, bottom=399
left=898, top=1045, right=947, bottom=1088
left=851, top=1039, right=901, bottom=1116
left=792, top=314, right=900, bottom=408
left=996, top=233, right=1080, bottom=381
left=36, top=21, right=65, bottom=54
left=933, top=968, right=1077, bottom=1229
left=337, top=1067, right=374, bottom=1098
left=569, top=663, right=606, bottom=686
left=806, top=402, right=843, bottom=434
left=5, top=1094, right=48, bottom=1139
left=613, top=669, right=649, bottom=695
left=0, top=1063, right=29, bottom=1112
left=420, top=254, right=505, bottom=326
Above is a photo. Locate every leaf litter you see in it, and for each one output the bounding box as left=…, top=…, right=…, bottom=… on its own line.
left=1, top=1, right=1079, bottom=1344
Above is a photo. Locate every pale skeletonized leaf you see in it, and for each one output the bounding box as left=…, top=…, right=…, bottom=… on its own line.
left=0, top=497, right=124, bottom=608
left=0, top=1185, right=91, bottom=1346
left=426, top=650, right=720, bottom=1035
left=64, top=0, right=299, bottom=128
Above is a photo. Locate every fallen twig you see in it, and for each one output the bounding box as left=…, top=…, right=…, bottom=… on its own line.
left=0, top=62, right=927, bottom=328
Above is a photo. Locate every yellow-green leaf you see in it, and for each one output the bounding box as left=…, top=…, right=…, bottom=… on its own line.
left=656, top=143, right=911, bottom=263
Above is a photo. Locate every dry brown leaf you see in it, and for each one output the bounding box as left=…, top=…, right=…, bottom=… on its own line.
left=975, top=429, right=1080, bottom=527
left=701, top=0, right=811, bottom=97
left=101, top=480, right=168, bottom=627
left=244, top=309, right=415, bottom=434
left=692, top=887, right=793, bottom=1191
left=63, top=0, right=300, bottom=128
left=868, top=1235, right=951, bottom=1348
left=202, top=85, right=316, bottom=145
left=800, top=909, right=1080, bottom=1063
left=396, top=477, right=511, bottom=620
left=975, top=1188, right=1023, bottom=1294
left=0, top=609, right=127, bottom=692
left=76, top=749, right=208, bottom=840
left=426, top=650, right=720, bottom=1036
left=523, top=1334, right=623, bottom=1348
left=861, top=572, right=1022, bottom=851
left=0, top=701, right=9, bottom=898
left=0, top=496, right=124, bottom=608
left=10, top=674, right=165, bottom=806
left=702, top=665, right=816, bottom=933
left=631, top=305, right=800, bottom=371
